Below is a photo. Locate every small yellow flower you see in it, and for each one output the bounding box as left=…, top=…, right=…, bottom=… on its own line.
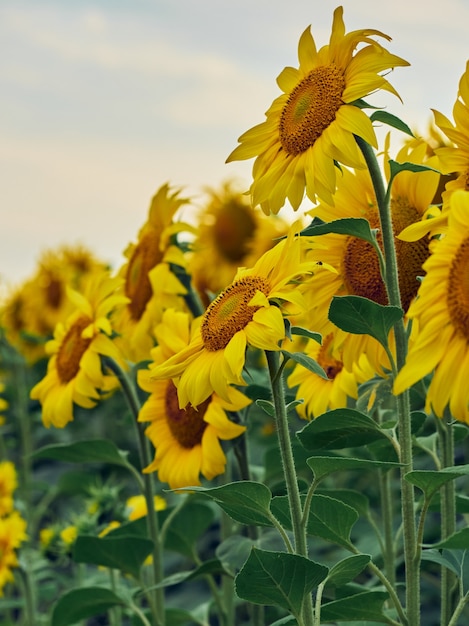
left=0, top=512, right=28, bottom=597
left=60, top=525, right=78, bottom=546
left=125, top=495, right=167, bottom=521
left=0, top=461, right=18, bottom=517
left=39, top=527, right=55, bottom=549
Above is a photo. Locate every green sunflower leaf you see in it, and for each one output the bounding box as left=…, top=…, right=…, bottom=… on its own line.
left=31, top=439, right=131, bottom=468
left=320, top=590, right=389, bottom=622
left=297, top=408, right=389, bottom=450
left=405, top=465, right=469, bottom=499
left=306, top=455, right=401, bottom=481
left=433, top=529, right=469, bottom=550
left=72, top=535, right=154, bottom=579
left=256, top=399, right=276, bottom=416
left=328, top=295, right=403, bottom=350
left=163, top=501, right=215, bottom=558
left=51, top=587, right=126, bottom=626
left=325, top=554, right=371, bottom=587
left=370, top=110, right=414, bottom=136
left=388, top=159, right=441, bottom=182
left=282, top=349, right=328, bottom=380
left=235, top=548, right=328, bottom=618
left=299, top=217, right=377, bottom=245
left=271, top=494, right=358, bottom=550
left=179, top=481, right=274, bottom=527
left=151, top=559, right=224, bottom=588
left=289, top=326, right=322, bottom=344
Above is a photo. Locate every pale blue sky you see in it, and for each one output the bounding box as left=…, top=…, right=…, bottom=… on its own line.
left=1, top=0, right=468, bottom=288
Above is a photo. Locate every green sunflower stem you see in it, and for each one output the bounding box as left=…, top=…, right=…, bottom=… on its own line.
left=265, top=349, right=314, bottom=626
left=355, top=136, right=419, bottom=625
left=437, top=411, right=457, bottom=625
left=103, top=357, right=165, bottom=626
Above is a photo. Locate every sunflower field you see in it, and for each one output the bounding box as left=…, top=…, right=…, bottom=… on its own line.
left=3, top=5, right=469, bottom=626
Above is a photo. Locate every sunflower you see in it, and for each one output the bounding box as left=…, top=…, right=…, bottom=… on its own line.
left=30, top=272, right=129, bottom=428
left=0, top=382, right=8, bottom=426
left=0, top=462, right=17, bottom=518
left=433, top=61, right=469, bottom=208
left=394, top=190, right=469, bottom=423
left=137, top=309, right=249, bottom=489
left=149, top=227, right=323, bottom=408
left=287, top=333, right=374, bottom=419
left=125, top=494, right=167, bottom=520
left=226, top=6, right=409, bottom=214
left=114, top=183, right=195, bottom=363
left=189, top=181, right=291, bottom=302
left=0, top=511, right=28, bottom=597
left=302, top=139, right=440, bottom=373
left=1, top=244, right=108, bottom=363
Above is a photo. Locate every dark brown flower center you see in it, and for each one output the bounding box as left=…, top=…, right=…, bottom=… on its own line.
left=165, top=381, right=210, bottom=448
left=46, top=277, right=63, bottom=310
left=125, top=231, right=163, bottom=321
left=279, top=64, right=345, bottom=156
left=56, top=316, right=93, bottom=383
left=447, top=236, right=469, bottom=341
left=201, top=276, right=271, bottom=351
left=213, top=200, right=256, bottom=263
left=317, top=334, right=343, bottom=380
left=343, top=201, right=430, bottom=311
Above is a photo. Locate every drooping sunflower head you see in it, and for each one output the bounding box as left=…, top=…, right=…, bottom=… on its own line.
left=227, top=6, right=409, bottom=214
left=1, top=244, right=108, bottom=363
left=433, top=61, right=469, bottom=214
left=307, top=139, right=439, bottom=315
left=114, top=184, right=193, bottom=362
left=394, top=190, right=469, bottom=423
left=138, top=310, right=249, bottom=488
left=189, top=181, right=292, bottom=301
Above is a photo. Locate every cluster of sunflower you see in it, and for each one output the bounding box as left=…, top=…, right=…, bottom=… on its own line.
left=0, top=462, right=27, bottom=597
left=2, top=5, right=469, bottom=620
left=1, top=2, right=469, bottom=500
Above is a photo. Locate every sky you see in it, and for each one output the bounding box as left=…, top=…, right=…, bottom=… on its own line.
left=1, top=0, right=469, bottom=291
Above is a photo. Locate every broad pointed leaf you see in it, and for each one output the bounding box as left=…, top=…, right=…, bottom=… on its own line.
left=73, top=535, right=154, bottom=579
left=326, top=554, right=371, bottom=587
left=405, top=465, right=469, bottom=499
left=51, top=587, right=125, bottom=626
left=307, top=455, right=401, bottom=481
left=282, top=349, right=328, bottom=379
left=184, top=481, right=274, bottom=527
left=297, top=408, right=388, bottom=450
left=164, top=501, right=215, bottom=558
left=329, top=295, right=403, bottom=350
left=290, top=326, right=322, bottom=344
left=271, top=494, right=358, bottom=549
left=389, top=159, right=440, bottom=181
left=235, top=548, right=328, bottom=618
left=32, top=439, right=130, bottom=468
left=370, top=111, right=414, bottom=136
left=152, top=559, right=223, bottom=588
left=434, top=528, right=469, bottom=550
left=300, top=217, right=377, bottom=245
left=320, top=590, right=389, bottom=622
